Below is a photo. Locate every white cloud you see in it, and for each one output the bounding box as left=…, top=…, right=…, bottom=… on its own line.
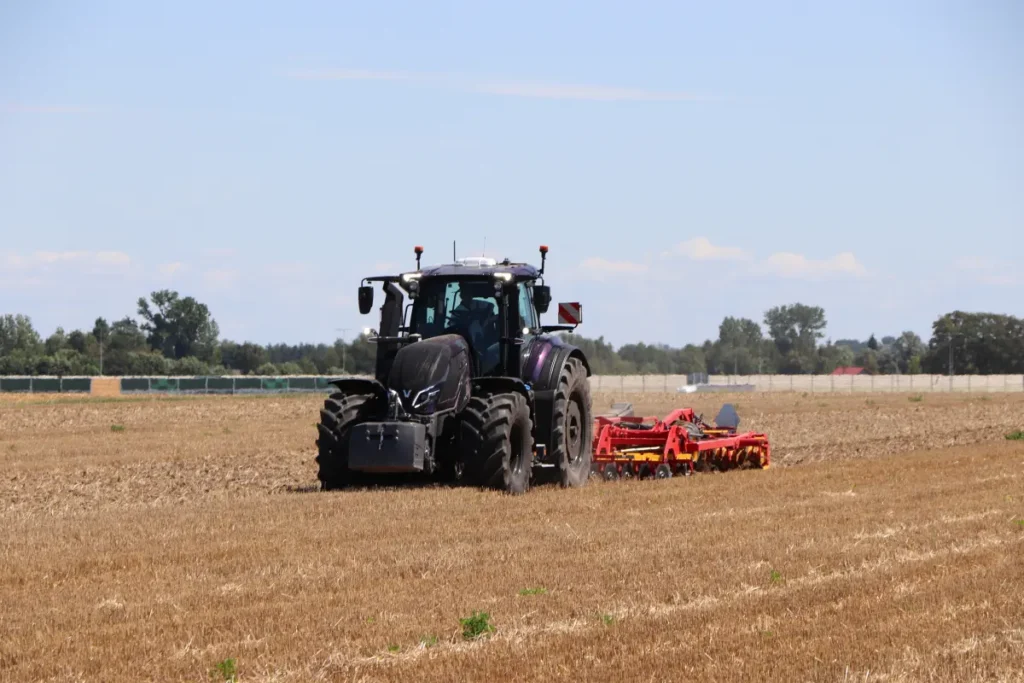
left=0, top=250, right=132, bottom=291
left=95, top=251, right=131, bottom=266
left=950, top=254, right=991, bottom=270
left=760, top=251, right=867, bottom=279
left=158, top=262, right=186, bottom=275
left=663, top=237, right=751, bottom=262
left=201, top=247, right=237, bottom=258
left=952, top=256, right=1017, bottom=286
left=475, top=82, right=702, bottom=102
left=204, top=268, right=241, bottom=288
left=285, top=67, right=708, bottom=103
left=1, top=103, right=99, bottom=114
left=575, top=257, right=650, bottom=281
left=1, top=250, right=130, bottom=270
left=285, top=68, right=409, bottom=81
left=978, top=274, right=1018, bottom=286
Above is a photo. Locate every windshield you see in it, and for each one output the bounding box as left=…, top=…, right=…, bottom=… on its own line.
left=410, top=278, right=502, bottom=373
left=410, top=279, right=498, bottom=337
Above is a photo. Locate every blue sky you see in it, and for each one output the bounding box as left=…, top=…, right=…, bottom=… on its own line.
left=2, top=1, right=1021, bottom=348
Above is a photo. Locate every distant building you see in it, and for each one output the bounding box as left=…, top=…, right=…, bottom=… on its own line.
left=831, top=366, right=865, bottom=376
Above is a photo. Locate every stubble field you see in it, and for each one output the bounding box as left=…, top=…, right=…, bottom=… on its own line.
left=1, top=390, right=1023, bottom=682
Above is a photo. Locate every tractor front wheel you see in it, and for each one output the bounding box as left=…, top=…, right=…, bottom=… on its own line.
left=461, top=391, right=533, bottom=495
left=315, top=391, right=378, bottom=490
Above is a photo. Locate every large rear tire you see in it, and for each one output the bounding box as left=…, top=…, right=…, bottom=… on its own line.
left=315, top=391, right=378, bottom=490
left=461, top=391, right=533, bottom=494
left=550, top=357, right=593, bottom=488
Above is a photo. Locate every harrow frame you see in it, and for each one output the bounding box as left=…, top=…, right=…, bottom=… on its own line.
left=589, top=403, right=770, bottom=480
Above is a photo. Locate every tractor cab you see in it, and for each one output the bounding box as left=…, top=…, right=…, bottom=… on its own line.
left=356, top=246, right=578, bottom=381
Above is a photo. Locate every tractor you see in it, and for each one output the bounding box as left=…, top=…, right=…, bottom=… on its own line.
left=315, top=245, right=593, bottom=494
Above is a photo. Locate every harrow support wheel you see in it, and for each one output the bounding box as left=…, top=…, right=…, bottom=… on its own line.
left=601, top=463, right=619, bottom=481
left=655, top=464, right=672, bottom=479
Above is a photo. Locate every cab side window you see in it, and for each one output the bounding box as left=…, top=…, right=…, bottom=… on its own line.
left=518, top=283, right=539, bottom=331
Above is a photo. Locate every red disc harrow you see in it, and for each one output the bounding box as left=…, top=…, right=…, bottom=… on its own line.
left=590, top=403, right=770, bottom=480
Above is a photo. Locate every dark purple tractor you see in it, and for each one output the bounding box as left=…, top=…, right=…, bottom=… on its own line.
left=315, top=245, right=592, bottom=494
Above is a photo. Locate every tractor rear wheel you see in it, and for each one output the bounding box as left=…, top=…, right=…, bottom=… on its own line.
left=315, top=391, right=377, bottom=490
left=550, top=357, right=593, bottom=488
left=461, top=391, right=533, bottom=494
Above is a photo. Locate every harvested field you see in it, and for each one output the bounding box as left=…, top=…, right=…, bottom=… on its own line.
left=2, top=391, right=1023, bottom=682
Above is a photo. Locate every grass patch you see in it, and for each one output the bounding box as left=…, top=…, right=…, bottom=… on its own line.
left=212, top=658, right=237, bottom=682
left=908, top=394, right=924, bottom=403
left=518, top=587, right=548, bottom=596
left=600, top=613, right=616, bottom=626
left=110, top=424, right=125, bottom=433
left=419, top=634, right=439, bottom=648
left=769, top=569, right=784, bottom=585
left=460, top=611, right=495, bottom=640
left=1005, top=430, right=1024, bottom=441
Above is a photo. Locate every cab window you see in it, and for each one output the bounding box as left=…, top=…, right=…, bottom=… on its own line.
left=518, top=283, right=539, bottom=331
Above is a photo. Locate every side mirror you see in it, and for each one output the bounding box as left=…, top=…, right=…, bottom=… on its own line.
left=533, top=285, right=551, bottom=314
left=358, top=285, right=374, bottom=314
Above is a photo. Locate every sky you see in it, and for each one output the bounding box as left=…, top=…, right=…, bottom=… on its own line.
left=1, top=0, right=1022, bottom=348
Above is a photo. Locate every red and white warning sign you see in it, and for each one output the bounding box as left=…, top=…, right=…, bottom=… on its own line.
left=557, top=302, right=582, bottom=325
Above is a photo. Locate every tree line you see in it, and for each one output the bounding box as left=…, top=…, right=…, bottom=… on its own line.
left=2, top=291, right=1022, bottom=376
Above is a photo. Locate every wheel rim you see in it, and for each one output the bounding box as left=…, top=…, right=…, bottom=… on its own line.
left=566, top=398, right=583, bottom=465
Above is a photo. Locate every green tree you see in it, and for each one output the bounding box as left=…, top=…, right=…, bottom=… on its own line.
left=67, top=330, right=89, bottom=354
left=924, top=311, right=1024, bottom=374
left=816, top=342, right=855, bottom=374
left=855, top=349, right=880, bottom=375
left=92, top=317, right=111, bottom=375
left=45, top=327, right=68, bottom=355
left=169, top=356, right=211, bottom=375
left=867, top=334, right=879, bottom=351
left=0, top=314, right=43, bottom=356
left=227, top=342, right=268, bottom=375
left=713, top=316, right=764, bottom=374
left=763, top=304, right=827, bottom=371
left=137, top=290, right=220, bottom=360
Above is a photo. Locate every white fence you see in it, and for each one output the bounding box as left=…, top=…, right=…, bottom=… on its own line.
left=587, top=374, right=1024, bottom=393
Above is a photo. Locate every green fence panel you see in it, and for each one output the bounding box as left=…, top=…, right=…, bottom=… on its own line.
left=316, top=376, right=333, bottom=390
left=234, top=377, right=262, bottom=392
left=205, top=377, right=234, bottom=392
left=121, top=378, right=150, bottom=392
left=148, top=378, right=178, bottom=392
left=289, top=377, right=316, bottom=390
left=60, top=378, right=91, bottom=393
left=261, top=378, right=289, bottom=391
left=178, top=378, right=207, bottom=392
left=32, top=378, right=61, bottom=392
left=0, top=378, right=32, bottom=392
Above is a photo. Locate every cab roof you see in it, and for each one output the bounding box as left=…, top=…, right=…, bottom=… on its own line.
left=407, top=257, right=541, bottom=280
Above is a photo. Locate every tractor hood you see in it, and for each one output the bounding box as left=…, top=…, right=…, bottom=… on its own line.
left=386, top=334, right=471, bottom=415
